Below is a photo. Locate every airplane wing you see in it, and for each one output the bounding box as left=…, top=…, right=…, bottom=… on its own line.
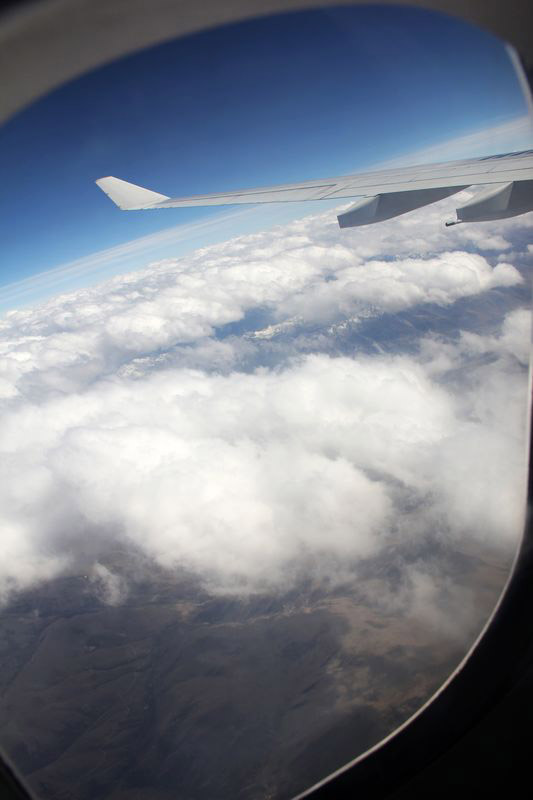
left=96, top=149, right=533, bottom=227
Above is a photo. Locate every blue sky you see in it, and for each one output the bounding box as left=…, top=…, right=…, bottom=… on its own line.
left=0, top=5, right=531, bottom=311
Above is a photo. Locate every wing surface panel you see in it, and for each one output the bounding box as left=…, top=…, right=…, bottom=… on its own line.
left=148, top=150, right=533, bottom=208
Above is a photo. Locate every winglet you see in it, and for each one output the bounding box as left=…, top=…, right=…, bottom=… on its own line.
left=95, top=176, right=170, bottom=210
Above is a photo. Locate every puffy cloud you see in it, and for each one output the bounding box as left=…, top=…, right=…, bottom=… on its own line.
left=0, top=203, right=530, bottom=604
left=278, top=251, right=519, bottom=323
left=0, top=195, right=525, bottom=400
left=417, top=308, right=531, bottom=545
left=459, top=307, right=531, bottom=366
left=90, top=562, right=128, bottom=606
left=0, top=331, right=528, bottom=599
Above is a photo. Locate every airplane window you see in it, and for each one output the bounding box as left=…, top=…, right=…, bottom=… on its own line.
left=0, top=5, right=531, bottom=800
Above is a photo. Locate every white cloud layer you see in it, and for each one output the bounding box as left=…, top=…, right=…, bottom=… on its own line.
left=0, top=201, right=530, bottom=604
left=0, top=194, right=525, bottom=397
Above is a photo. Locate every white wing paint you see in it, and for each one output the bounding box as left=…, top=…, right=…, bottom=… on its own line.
left=96, top=150, right=533, bottom=227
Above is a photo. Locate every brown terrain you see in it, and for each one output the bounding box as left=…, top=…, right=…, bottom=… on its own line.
left=0, top=542, right=512, bottom=800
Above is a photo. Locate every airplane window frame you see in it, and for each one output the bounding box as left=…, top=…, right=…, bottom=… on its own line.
left=0, top=1, right=531, bottom=799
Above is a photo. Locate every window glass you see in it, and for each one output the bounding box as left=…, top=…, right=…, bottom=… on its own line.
left=0, top=6, right=531, bottom=799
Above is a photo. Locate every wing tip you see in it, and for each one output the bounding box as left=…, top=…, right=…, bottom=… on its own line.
left=95, top=176, right=170, bottom=210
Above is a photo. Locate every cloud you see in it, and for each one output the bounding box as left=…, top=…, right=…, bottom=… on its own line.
left=278, top=251, right=519, bottom=324
left=0, top=196, right=526, bottom=401
left=0, top=202, right=530, bottom=607
left=418, top=308, right=531, bottom=544
left=90, top=562, right=129, bottom=605
left=459, top=307, right=531, bottom=366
